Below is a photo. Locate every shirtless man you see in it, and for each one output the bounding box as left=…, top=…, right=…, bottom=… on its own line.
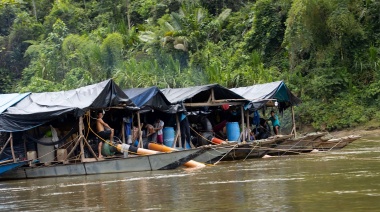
left=96, top=112, right=114, bottom=158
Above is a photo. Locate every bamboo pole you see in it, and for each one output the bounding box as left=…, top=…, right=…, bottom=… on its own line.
left=0, top=134, right=11, bottom=156
left=122, top=120, right=126, bottom=144
left=137, top=112, right=143, bottom=148
left=173, top=113, right=181, bottom=148
left=291, top=106, right=297, bottom=138
left=83, top=137, right=98, bottom=161
left=23, top=135, right=27, bottom=160
left=240, top=105, right=245, bottom=142
left=79, top=116, right=85, bottom=162
left=65, top=136, right=81, bottom=161
left=246, top=110, right=250, bottom=140
left=10, top=133, right=16, bottom=162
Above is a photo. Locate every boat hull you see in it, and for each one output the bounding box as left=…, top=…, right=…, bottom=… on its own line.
left=0, top=161, right=28, bottom=175
left=192, top=146, right=233, bottom=164
left=0, top=148, right=204, bottom=180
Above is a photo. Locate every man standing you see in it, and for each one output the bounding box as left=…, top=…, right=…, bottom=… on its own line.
left=96, top=111, right=114, bottom=158
left=269, top=110, right=280, bottom=135
left=180, top=113, right=191, bottom=148
left=154, top=118, right=164, bottom=144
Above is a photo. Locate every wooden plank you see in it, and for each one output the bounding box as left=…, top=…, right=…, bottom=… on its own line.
left=183, top=102, right=244, bottom=107
left=10, top=133, right=16, bottom=162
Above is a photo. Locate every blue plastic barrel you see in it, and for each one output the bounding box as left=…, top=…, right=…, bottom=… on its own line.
left=226, top=122, right=240, bottom=141
left=163, top=127, right=175, bottom=147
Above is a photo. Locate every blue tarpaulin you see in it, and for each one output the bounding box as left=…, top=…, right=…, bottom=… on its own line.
left=123, top=86, right=181, bottom=113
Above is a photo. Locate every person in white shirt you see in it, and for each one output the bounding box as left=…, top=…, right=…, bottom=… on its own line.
left=154, top=118, right=164, bottom=144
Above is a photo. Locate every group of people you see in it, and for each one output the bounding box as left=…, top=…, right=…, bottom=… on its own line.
left=96, top=111, right=164, bottom=158
left=143, top=119, right=164, bottom=144
left=251, top=110, right=281, bottom=140
left=95, top=110, right=280, bottom=158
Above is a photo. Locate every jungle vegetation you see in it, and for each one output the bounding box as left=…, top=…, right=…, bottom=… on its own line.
left=0, top=0, right=380, bottom=131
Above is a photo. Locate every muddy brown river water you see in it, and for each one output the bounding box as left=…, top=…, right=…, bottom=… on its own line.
left=1, top=136, right=379, bottom=211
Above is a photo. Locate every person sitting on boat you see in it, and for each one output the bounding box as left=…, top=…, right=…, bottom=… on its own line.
left=132, top=122, right=143, bottom=146
left=96, top=111, right=114, bottom=158
left=255, top=118, right=271, bottom=139
left=268, top=110, right=280, bottom=135
left=145, top=123, right=156, bottom=142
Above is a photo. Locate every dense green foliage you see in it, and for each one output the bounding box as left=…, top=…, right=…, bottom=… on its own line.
left=1, top=0, right=380, bottom=131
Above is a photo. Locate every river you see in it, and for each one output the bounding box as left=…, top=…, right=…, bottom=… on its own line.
left=0, top=136, right=379, bottom=211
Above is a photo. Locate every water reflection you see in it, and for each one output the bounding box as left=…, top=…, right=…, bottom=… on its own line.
left=0, top=137, right=380, bottom=211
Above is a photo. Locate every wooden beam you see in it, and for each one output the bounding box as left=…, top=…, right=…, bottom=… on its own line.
left=79, top=116, right=85, bottom=162
left=183, top=102, right=244, bottom=107
left=291, top=106, right=297, bottom=138
left=10, top=133, right=16, bottom=162
left=65, top=137, right=81, bottom=161
left=137, top=112, right=143, bottom=148
left=246, top=110, right=250, bottom=140
left=83, top=137, right=99, bottom=161
left=121, top=120, right=125, bottom=144
left=0, top=134, right=11, bottom=156
left=173, top=113, right=181, bottom=148
left=240, top=105, right=245, bottom=143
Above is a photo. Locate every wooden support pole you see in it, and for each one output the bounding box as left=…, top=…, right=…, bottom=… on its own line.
left=79, top=116, right=85, bottom=162
left=246, top=110, right=250, bottom=140
left=240, top=105, right=245, bottom=142
left=23, top=135, right=27, bottom=159
left=0, top=134, right=11, bottom=156
left=10, top=133, right=16, bottom=162
left=83, top=137, right=98, bottom=161
left=291, top=106, right=297, bottom=138
left=173, top=113, right=181, bottom=148
left=65, top=136, right=80, bottom=161
left=122, top=120, right=126, bottom=144
left=137, top=112, right=143, bottom=148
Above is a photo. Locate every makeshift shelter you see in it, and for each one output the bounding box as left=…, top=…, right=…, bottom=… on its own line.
left=0, top=79, right=138, bottom=163
left=162, top=84, right=249, bottom=144
left=123, top=86, right=181, bottom=113
left=230, top=81, right=301, bottom=110
left=230, top=81, right=301, bottom=135
left=0, top=79, right=136, bottom=132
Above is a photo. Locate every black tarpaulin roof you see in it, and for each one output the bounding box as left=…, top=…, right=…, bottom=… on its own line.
left=123, top=86, right=181, bottom=113
left=230, top=81, right=301, bottom=110
left=161, top=84, right=246, bottom=105
left=0, top=79, right=137, bottom=132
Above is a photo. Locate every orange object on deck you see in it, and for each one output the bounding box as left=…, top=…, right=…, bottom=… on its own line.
left=116, top=143, right=159, bottom=155
left=148, top=143, right=174, bottom=152
left=136, top=148, right=159, bottom=155
left=147, top=143, right=205, bottom=168
left=211, top=137, right=224, bottom=144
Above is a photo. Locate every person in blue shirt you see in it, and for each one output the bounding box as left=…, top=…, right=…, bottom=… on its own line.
left=268, top=110, right=280, bottom=135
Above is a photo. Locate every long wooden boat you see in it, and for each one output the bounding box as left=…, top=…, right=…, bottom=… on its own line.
left=313, top=135, right=361, bottom=150
left=192, top=145, right=234, bottom=164
left=268, top=132, right=361, bottom=155
left=0, top=160, right=28, bottom=175
left=0, top=148, right=205, bottom=180
left=219, top=134, right=294, bottom=161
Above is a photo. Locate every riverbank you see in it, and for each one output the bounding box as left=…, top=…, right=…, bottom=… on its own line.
left=300, top=127, right=380, bottom=138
